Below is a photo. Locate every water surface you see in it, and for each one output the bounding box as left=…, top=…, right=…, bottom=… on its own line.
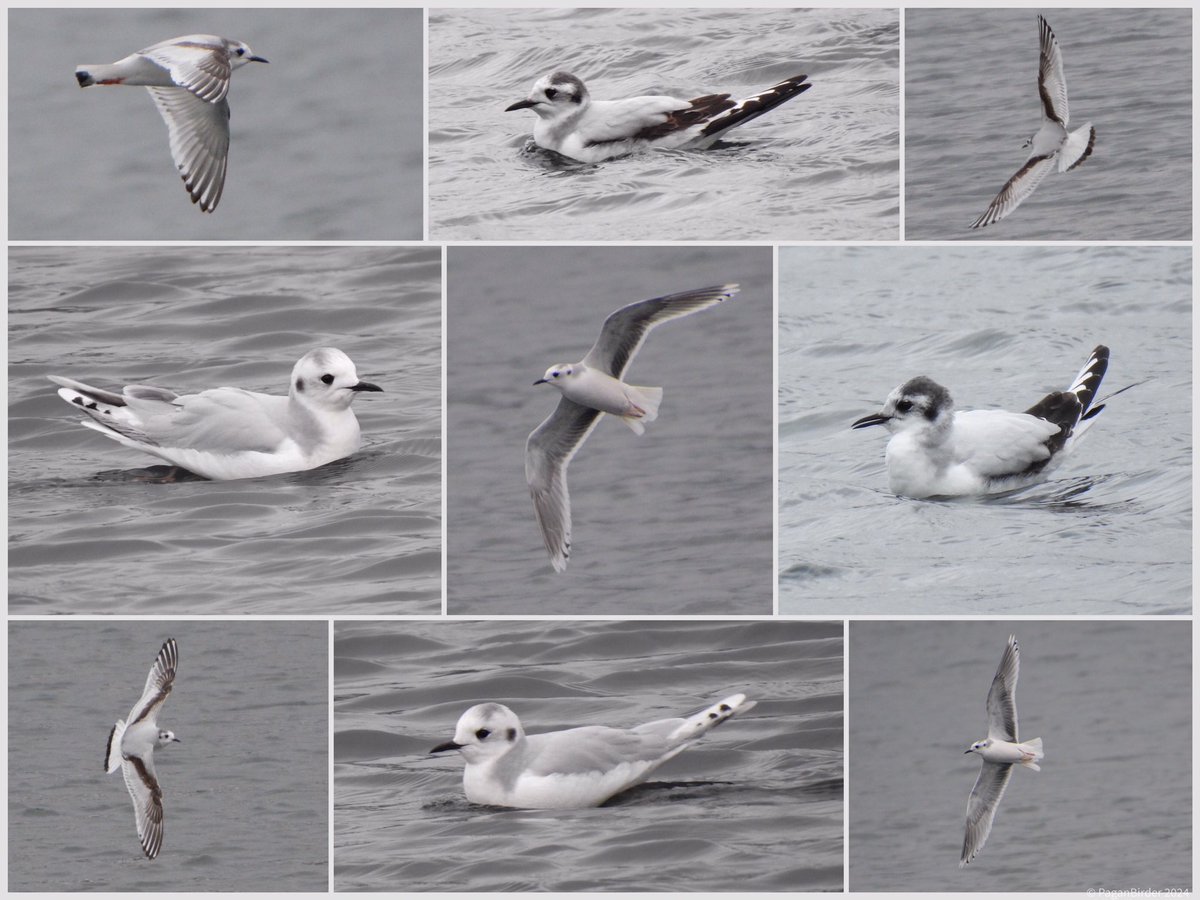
left=430, top=7, right=898, bottom=240
left=849, top=621, right=1192, bottom=891
left=778, top=245, right=1191, bottom=615
left=906, top=8, right=1192, bottom=240
left=8, top=246, right=442, bottom=614
left=334, top=619, right=844, bottom=892
left=447, top=245, right=773, bottom=615
left=8, top=621, right=328, bottom=892
left=9, top=8, right=422, bottom=239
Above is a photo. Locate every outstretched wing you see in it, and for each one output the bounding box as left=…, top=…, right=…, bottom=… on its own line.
left=127, top=638, right=178, bottom=727
left=525, top=399, right=603, bottom=572
left=969, top=154, right=1057, bottom=229
left=961, top=760, right=1015, bottom=866
left=146, top=87, right=230, bottom=213
left=1037, top=15, right=1071, bottom=126
left=121, top=755, right=166, bottom=859
left=985, top=634, right=1020, bottom=742
left=141, top=36, right=233, bottom=102
left=582, top=284, right=739, bottom=379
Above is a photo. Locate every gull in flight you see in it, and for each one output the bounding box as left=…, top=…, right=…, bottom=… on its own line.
left=49, top=347, right=382, bottom=480
left=104, top=638, right=180, bottom=860
left=505, top=71, right=811, bottom=163
left=526, top=284, right=738, bottom=571
left=970, top=16, right=1095, bottom=228
left=852, top=345, right=1109, bottom=498
left=961, top=634, right=1043, bottom=866
left=431, top=693, right=756, bottom=809
left=75, top=34, right=268, bottom=212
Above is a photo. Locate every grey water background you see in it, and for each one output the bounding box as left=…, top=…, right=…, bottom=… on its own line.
left=9, top=8, right=422, bottom=240
left=778, top=246, right=1191, bottom=615
left=8, top=246, right=442, bottom=614
left=334, top=619, right=843, bottom=892
left=429, top=7, right=898, bottom=241
left=8, top=621, right=328, bottom=892
left=849, top=621, right=1192, bottom=891
left=906, top=8, right=1192, bottom=240
left=446, top=246, right=773, bottom=615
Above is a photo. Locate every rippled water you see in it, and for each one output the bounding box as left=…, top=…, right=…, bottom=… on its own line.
left=8, top=246, right=442, bottom=614
left=446, top=245, right=773, bottom=614
left=778, top=245, right=1191, bottom=615
left=849, top=621, right=1192, bottom=891
left=8, top=621, right=328, bottom=892
left=906, top=8, right=1192, bottom=240
left=334, top=619, right=844, bottom=892
left=9, top=8, right=422, bottom=239
left=429, top=7, right=898, bottom=240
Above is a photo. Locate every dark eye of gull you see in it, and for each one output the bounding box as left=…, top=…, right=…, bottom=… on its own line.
left=896, top=399, right=913, bottom=413
left=474, top=728, right=491, bottom=740
left=545, top=87, right=558, bottom=99
left=321, top=374, right=334, bottom=385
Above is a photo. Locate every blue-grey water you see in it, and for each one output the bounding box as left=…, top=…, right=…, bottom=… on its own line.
left=334, top=619, right=843, bottom=892
left=849, top=621, right=1192, bottom=891
left=778, top=246, right=1191, bottom=615
left=905, top=8, right=1192, bottom=240
left=429, top=7, right=898, bottom=241
left=7, top=621, right=328, bottom=891
left=9, top=8, right=422, bottom=239
left=8, top=246, right=442, bottom=614
left=446, top=245, right=773, bottom=615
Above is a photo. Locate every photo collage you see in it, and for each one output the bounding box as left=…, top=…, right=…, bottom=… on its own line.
left=4, top=4, right=1194, bottom=896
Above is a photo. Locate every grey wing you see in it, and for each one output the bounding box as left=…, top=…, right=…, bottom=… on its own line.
left=525, top=726, right=671, bottom=777
left=969, top=154, right=1058, bottom=229
left=581, top=284, right=739, bottom=378
left=525, top=398, right=602, bottom=572
left=128, top=638, right=177, bottom=727
left=142, top=39, right=232, bottom=102
left=985, top=634, right=1020, bottom=741
left=122, top=755, right=165, bottom=859
left=127, top=387, right=288, bottom=453
left=146, top=87, right=230, bottom=212
left=579, top=95, right=694, bottom=144
left=1037, top=15, right=1070, bottom=126
left=961, top=761, right=1014, bottom=866
left=954, top=410, right=1061, bottom=479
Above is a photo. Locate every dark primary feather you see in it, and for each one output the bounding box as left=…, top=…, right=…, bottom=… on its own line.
left=699, top=74, right=811, bottom=138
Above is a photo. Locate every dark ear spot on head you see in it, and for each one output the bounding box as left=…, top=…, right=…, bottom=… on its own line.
left=295, top=378, right=305, bottom=392
left=506, top=728, right=517, bottom=741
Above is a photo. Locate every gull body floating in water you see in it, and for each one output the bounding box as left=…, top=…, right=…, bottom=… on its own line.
left=852, top=345, right=1109, bottom=498
left=526, top=284, right=737, bottom=571
left=506, top=71, right=811, bottom=164
left=104, top=638, right=180, bottom=860
left=75, top=34, right=268, bottom=212
left=961, top=634, right=1043, bottom=867
left=431, top=693, right=756, bottom=809
left=50, top=347, right=382, bottom=480
left=970, top=15, right=1095, bottom=229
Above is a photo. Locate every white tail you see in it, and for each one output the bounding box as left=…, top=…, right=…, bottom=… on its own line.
left=668, top=693, right=756, bottom=744
left=1019, top=736, right=1044, bottom=770
left=104, top=719, right=127, bottom=773
left=619, top=385, right=663, bottom=434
